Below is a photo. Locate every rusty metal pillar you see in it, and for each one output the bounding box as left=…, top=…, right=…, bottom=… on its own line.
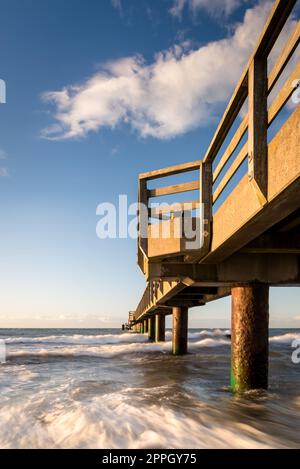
left=155, top=313, right=165, bottom=342
left=144, top=319, right=148, bottom=334
left=148, top=317, right=155, bottom=342
left=231, top=284, right=269, bottom=392
left=172, top=307, right=188, bottom=355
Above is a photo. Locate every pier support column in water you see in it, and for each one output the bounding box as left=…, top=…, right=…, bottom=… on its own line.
left=172, top=307, right=188, bottom=355
left=148, top=316, right=155, bottom=342
left=140, top=322, right=144, bottom=334
left=144, top=319, right=148, bottom=334
left=155, top=313, right=165, bottom=342
left=231, top=284, right=269, bottom=392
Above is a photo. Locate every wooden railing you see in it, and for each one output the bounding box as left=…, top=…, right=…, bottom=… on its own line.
left=137, top=0, right=299, bottom=274
left=205, top=0, right=299, bottom=207
left=137, top=159, right=212, bottom=271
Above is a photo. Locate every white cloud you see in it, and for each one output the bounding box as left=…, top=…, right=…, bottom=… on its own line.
left=294, top=315, right=300, bottom=321
left=0, top=149, right=8, bottom=177
left=170, top=0, right=247, bottom=18
left=42, top=1, right=282, bottom=141
left=111, top=0, right=122, bottom=15
left=0, top=168, right=8, bottom=177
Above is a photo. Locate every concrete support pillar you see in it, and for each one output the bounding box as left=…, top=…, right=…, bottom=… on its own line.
left=140, top=322, right=144, bottom=334
left=148, top=317, right=155, bottom=342
left=231, top=284, right=269, bottom=392
left=172, top=307, right=188, bottom=355
left=155, top=313, right=165, bottom=342
left=144, top=319, right=148, bottom=333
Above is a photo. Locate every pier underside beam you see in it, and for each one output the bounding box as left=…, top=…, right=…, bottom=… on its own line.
left=172, top=307, right=188, bottom=355
left=155, top=313, right=165, bottom=342
left=231, top=284, right=269, bottom=392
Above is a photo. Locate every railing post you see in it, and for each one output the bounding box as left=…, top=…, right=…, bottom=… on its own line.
left=138, top=178, right=148, bottom=271
left=201, top=161, right=212, bottom=249
left=248, top=55, right=268, bottom=202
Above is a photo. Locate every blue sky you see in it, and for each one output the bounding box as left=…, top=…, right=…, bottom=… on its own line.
left=0, top=0, right=299, bottom=328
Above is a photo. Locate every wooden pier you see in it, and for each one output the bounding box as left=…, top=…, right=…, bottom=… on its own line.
left=126, top=0, right=300, bottom=392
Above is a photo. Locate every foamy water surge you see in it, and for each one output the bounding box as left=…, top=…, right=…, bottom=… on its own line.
left=0, top=328, right=299, bottom=448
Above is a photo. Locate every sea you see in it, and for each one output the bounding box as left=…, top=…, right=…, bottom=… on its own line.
left=0, top=328, right=299, bottom=449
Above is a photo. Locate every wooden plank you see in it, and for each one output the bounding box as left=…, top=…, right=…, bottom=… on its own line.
left=248, top=56, right=268, bottom=198
left=150, top=200, right=200, bottom=218
left=268, top=21, right=300, bottom=93
left=139, top=160, right=201, bottom=181
left=148, top=180, right=199, bottom=198
left=203, top=0, right=296, bottom=166
left=255, top=0, right=297, bottom=58
left=213, top=115, right=248, bottom=183
left=213, top=143, right=248, bottom=204
left=268, top=60, right=300, bottom=126
left=202, top=75, right=248, bottom=165
left=206, top=106, right=300, bottom=264
left=213, top=21, right=300, bottom=186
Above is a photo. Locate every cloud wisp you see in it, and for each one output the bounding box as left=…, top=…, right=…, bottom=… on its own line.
left=169, top=0, right=248, bottom=19
left=0, top=149, right=8, bottom=177
left=42, top=1, right=279, bottom=141
left=0, top=168, right=8, bottom=178
left=111, top=0, right=123, bottom=16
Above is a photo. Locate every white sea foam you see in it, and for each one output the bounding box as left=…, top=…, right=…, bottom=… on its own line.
left=0, top=387, right=287, bottom=449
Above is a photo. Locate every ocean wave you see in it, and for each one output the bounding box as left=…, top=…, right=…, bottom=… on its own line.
left=269, top=332, right=300, bottom=344
left=4, top=332, right=149, bottom=346
left=6, top=336, right=230, bottom=360
left=7, top=342, right=168, bottom=359
left=5, top=330, right=297, bottom=362
left=3, top=329, right=230, bottom=346
left=190, top=338, right=229, bottom=348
